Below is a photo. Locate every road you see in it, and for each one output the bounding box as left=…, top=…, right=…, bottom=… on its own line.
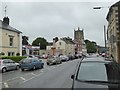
left=2, top=58, right=81, bottom=89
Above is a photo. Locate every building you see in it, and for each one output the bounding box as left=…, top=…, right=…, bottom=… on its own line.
left=106, top=1, right=120, bottom=63
left=55, top=38, right=75, bottom=56
left=0, top=17, right=22, bottom=56
left=74, top=27, right=87, bottom=54
left=46, top=37, right=75, bottom=56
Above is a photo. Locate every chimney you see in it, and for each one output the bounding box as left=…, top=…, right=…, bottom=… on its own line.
left=3, top=17, right=9, bottom=25
left=53, top=38, right=56, bottom=47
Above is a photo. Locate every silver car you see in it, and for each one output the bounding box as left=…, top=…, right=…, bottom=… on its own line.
left=0, top=59, right=20, bottom=73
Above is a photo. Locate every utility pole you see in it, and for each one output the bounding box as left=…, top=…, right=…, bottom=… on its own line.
left=104, top=25, right=107, bottom=48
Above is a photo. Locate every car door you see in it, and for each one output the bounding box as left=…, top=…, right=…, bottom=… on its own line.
left=3, top=59, right=12, bottom=70
left=8, top=59, right=16, bottom=70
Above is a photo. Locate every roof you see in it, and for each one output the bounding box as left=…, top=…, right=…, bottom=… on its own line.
left=61, top=38, right=75, bottom=44
left=0, top=20, right=22, bottom=33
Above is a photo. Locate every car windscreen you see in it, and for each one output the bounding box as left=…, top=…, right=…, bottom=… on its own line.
left=77, top=62, right=120, bottom=83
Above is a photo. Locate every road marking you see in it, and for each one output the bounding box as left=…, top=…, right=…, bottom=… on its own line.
left=21, top=73, right=43, bottom=84
left=40, top=70, right=44, bottom=72
left=31, top=73, right=36, bottom=76
left=3, top=73, right=32, bottom=82
left=20, top=77, right=26, bottom=81
left=4, top=82, right=9, bottom=88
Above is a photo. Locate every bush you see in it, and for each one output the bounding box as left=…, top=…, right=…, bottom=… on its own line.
left=1, top=56, right=26, bottom=63
left=0, top=52, right=5, bottom=56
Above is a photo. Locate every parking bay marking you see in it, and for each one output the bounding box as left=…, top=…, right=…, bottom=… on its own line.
left=3, top=73, right=33, bottom=82
left=20, top=77, right=26, bottom=81
left=4, top=82, right=9, bottom=88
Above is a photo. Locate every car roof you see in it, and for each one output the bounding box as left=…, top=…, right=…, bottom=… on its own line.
left=81, top=57, right=113, bottom=63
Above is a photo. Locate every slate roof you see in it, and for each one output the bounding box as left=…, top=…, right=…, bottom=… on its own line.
left=61, top=38, right=75, bottom=44
left=0, top=20, right=22, bottom=33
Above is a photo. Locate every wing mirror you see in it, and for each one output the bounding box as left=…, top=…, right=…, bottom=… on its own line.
left=71, top=75, right=74, bottom=79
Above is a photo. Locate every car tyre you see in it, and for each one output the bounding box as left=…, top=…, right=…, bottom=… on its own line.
left=21, top=69, right=24, bottom=71
left=47, top=62, right=49, bottom=65
left=16, top=65, right=19, bottom=70
left=41, top=65, right=44, bottom=68
left=33, top=65, right=36, bottom=70
left=2, top=67, right=7, bottom=73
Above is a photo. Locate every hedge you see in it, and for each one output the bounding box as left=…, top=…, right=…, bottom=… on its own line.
left=1, top=56, right=27, bottom=63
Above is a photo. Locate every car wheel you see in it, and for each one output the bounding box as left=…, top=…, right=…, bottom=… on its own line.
left=21, top=69, right=24, bottom=71
left=16, top=65, right=20, bottom=70
left=2, top=67, right=7, bottom=73
left=41, top=65, right=44, bottom=68
left=47, top=62, right=49, bottom=65
left=33, top=65, right=36, bottom=70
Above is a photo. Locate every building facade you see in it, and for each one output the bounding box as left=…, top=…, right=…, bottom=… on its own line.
left=74, top=27, right=87, bottom=54
left=106, top=1, right=120, bottom=63
left=55, top=39, right=75, bottom=56
left=46, top=38, right=75, bottom=56
left=0, top=17, right=22, bottom=56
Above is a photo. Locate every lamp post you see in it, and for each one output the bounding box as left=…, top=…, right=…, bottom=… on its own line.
left=39, top=43, right=40, bottom=55
left=93, top=6, right=108, bottom=49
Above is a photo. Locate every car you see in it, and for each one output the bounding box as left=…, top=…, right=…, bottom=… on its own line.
left=46, top=56, right=62, bottom=65
left=68, top=54, right=75, bottom=60
left=59, top=55, right=69, bottom=62
left=71, top=58, right=120, bottom=89
left=19, top=58, right=44, bottom=71
left=0, top=59, right=20, bottom=73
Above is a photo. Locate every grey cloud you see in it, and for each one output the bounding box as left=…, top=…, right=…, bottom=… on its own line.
left=1, top=2, right=117, bottom=46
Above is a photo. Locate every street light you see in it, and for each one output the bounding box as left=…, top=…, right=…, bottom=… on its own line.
left=93, top=6, right=109, bottom=49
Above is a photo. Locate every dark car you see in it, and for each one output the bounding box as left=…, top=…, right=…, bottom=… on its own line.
left=71, top=58, right=120, bottom=89
left=19, top=58, right=44, bottom=71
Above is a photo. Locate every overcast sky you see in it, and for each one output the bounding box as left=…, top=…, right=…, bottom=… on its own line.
left=1, top=0, right=120, bottom=46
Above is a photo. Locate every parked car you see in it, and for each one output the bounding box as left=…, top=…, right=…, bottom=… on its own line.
left=0, top=59, right=20, bottom=73
left=46, top=56, right=62, bottom=65
left=59, top=55, right=69, bottom=62
left=19, top=58, right=44, bottom=71
left=71, top=58, right=120, bottom=89
left=68, top=54, right=75, bottom=60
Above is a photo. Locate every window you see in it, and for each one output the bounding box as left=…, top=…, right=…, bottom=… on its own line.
left=9, top=37, right=14, bottom=46
left=8, top=52, right=14, bottom=56
left=59, top=42, right=61, bottom=45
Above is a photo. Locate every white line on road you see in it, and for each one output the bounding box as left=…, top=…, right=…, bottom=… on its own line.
left=3, top=73, right=33, bottom=82
left=4, top=82, right=9, bottom=88
left=40, top=70, right=44, bottom=72
left=21, top=73, right=43, bottom=84
left=20, top=77, right=26, bottom=81
left=31, top=73, right=36, bottom=76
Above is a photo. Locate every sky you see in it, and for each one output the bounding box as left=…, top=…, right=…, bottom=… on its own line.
left=1, top=0, right=120, bottom=46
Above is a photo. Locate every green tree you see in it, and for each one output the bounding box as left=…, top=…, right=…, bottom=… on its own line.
left=85, top=39, right=97, bottom=53
left=32, top=37, right=48, bottom=49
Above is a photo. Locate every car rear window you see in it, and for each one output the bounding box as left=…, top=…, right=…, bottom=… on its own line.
left=20, top=58, right=32, bottom=63
left=77, top=62, right=120, bottom=83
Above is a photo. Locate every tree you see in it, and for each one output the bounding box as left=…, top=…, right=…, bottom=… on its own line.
left=32, top=37, right=48, bottom=49
left=85, top=39, right=97, bottom=53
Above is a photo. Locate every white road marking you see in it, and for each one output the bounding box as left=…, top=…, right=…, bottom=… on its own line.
left=3, top=73, right=32, bottom=82
left=21, top=73, right=43, bottom=84
left=31, top=73, right=36, bottom=76
left=40, top=70, right=44, bottom=72
left=4, top=82, right=9, bottom=88
left=20, top=77, right=26, bottom=81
